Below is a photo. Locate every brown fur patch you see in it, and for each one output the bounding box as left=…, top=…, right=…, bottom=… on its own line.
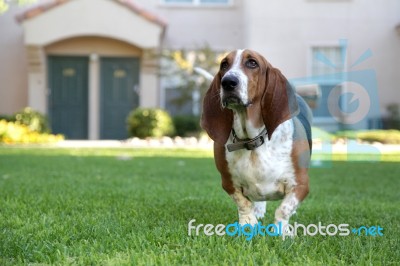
left=250, top=151, right=258, bottom=166
left=214, top=142, right=235, bottom=194
left=247, top=104, right=264, bottom=128
left=200, top=73, right=233, bottom=145
left=291, top=140, right=310, bottom=201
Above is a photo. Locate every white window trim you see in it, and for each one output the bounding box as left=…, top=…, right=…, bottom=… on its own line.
left=307, top=41, right=349, bottom=119
left=159, top=0, right=234, bottom=7
left=307, top=41, right=348, bottom=78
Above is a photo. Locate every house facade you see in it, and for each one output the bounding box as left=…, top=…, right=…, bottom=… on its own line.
left=0, top=0, right=399, bottom=139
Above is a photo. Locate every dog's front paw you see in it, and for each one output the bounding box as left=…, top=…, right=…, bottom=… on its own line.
left=253, top=201, right=266, bottom=219
left=275, top=220, right=295, bottom=239
left=281, top=226, right=295, bottom=240
left=239, top=214, right=258, bottom=226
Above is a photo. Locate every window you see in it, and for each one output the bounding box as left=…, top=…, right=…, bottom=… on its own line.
left=162, top=0, right=231, bottom=6
left=199, top=0, right=230, bottom=3
left=310, top=45, right=346, bottom=118
left=163, top=0, right=193, bottom=3
left=311, top=46, right=344, bottom=77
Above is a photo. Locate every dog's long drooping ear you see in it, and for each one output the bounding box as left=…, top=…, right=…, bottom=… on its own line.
left=201, top=73, right=233, bottom=145
left=261, top=67, right=299, bottom=140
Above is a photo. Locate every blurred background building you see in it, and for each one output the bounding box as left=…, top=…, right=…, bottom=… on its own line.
left=0, top=0, right=399, bottom=139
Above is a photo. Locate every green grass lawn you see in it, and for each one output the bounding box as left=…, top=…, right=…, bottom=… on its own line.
left=0, top=147, right=399, bottom=265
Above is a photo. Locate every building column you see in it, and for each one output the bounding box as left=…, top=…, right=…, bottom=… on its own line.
left=88, top=53, right=100, bottom=140
left=140, top=49, right=160, bottom=108
left=27, top=45, right=47, bottom=114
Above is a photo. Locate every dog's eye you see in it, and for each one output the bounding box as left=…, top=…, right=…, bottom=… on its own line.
left=246, top=59, right=258, bottom=69
left=220, top=61, right=229, bottom=71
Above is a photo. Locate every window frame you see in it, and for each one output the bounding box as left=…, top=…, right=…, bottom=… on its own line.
left=307, top=42, right=348, bottom=121
left=160, top=0, right=233, bottom=7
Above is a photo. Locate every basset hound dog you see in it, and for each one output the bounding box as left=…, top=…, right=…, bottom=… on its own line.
left=201, top=49, right=312, bottom=231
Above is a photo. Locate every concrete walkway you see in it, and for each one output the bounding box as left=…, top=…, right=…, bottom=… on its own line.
left=52, top=138, right=400, bottom=154
left=54, top=137, right=213, bottom=149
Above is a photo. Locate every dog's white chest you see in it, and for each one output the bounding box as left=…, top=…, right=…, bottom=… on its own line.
left=225, top=121, right=296, bottom=201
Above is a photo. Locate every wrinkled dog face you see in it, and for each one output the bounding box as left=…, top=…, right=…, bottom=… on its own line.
left=201, top=48, right=300, bottom=144
left=219, top=49, right=265, bottom=110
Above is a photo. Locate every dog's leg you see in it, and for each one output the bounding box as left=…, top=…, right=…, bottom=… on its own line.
left=253, top=201, right=266, bottom=219
left=275, top=137, right=310, bottom=238
left=274, top=178, right=309, bottom=238
left=274, top=192, right=299, bottom=236
left=230, top=189, right=258, bottom=225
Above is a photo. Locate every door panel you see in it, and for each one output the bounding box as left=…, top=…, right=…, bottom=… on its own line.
left=48, top=56, right=88, bottom=139
left=100, top=57, right=139, bottom=139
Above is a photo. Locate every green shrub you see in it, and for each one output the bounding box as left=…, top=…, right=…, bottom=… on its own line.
left=335, top=129, right=400, bottom=144
left=14, top=107, right=50, bottom=133
left=335, top=130, right=358, bottom=140
left=0, top=114, right=14, bottom=122
left=357, top=130, right=400, bottom=144
left=312, top=127, right=335, bottom=141
left=126, top=108, right=175, bottom=138
left=173, top=115, right=201, bottom=137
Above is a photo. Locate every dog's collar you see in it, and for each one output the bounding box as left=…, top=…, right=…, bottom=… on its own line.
left=226, top=128, right=268, bottom=152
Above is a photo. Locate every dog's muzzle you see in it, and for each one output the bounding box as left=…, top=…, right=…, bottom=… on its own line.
left=221, top=75, right=239, bottom=91
left=221, top=75, right=248, bottom=108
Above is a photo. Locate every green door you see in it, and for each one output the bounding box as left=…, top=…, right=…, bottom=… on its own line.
left=48, top=56, right=88, bottom=139
left=100, top=57, right=139, bottom=139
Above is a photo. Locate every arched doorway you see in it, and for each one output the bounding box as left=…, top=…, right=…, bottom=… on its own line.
left=45, top=37, right=142, bottom=139
left=19, top=0, right=166, bottom=139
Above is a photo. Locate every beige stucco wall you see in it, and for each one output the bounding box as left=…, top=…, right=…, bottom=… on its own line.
left=136, top=0, right=400, bottom=120
left=135, top=0, right=245, bottom=50
left=45, top=37, right=143, bottom=56
left=1, top=0, right=399, bottom=129
left=22, top=0, right=164, bottom=48
left=26, top=46, right=46, bottom=114
left=14, top=0, right=167, bottom=140
left=21, top=0, right=166, bottom=116
left=0, top=0, right=164, bottom=117
left=242, top=0, right=400, bottom=117
left=0, top=7, right=28, bottom=115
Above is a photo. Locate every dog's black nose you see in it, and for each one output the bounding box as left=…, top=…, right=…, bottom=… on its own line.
left=221, top=75, right=239, bottom=91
